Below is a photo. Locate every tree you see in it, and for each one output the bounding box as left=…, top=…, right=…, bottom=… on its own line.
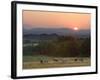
left=80, top=38, right=90, bottom=57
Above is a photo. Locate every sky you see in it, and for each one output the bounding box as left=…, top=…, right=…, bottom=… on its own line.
left=23, top=10, right=91, bottom=30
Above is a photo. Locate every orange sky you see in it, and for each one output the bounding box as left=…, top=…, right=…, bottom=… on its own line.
left=23, top=10, right=91, bottom=29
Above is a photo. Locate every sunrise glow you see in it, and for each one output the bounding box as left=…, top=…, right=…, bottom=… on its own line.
left=74, top=27, right=78, bottom=31
left=23, top=11, right=91, bottom=29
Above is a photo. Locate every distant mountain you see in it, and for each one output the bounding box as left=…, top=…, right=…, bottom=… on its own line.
left=23, top=33, right=60, bottom=40
left=23, top=27, right=90, bottom=36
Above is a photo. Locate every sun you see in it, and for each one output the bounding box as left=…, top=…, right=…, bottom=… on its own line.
left=73, top=27, right=78, bottom=31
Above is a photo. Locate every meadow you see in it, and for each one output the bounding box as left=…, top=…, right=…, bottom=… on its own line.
left=23, top=55, right=90, bottom=69
left=23, top=35, right=91, bottom=69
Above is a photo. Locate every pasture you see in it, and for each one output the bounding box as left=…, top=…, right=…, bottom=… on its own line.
left=23, top=55, right=90, bottom=69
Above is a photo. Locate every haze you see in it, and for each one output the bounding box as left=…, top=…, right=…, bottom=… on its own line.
left=23, top=10, right=91, bottom=30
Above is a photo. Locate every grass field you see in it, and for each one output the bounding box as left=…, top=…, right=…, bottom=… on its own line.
left=23, top=55, right=90, bottom=69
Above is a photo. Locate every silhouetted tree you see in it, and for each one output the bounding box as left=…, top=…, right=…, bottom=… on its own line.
left=80, top=38, right=90, bottom=57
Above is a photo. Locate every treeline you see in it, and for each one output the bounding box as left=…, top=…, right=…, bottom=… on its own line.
left=23, top=36, right=90, bottom=57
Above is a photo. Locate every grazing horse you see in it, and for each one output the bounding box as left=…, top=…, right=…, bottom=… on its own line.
left=40, top=60, right=43, bottom=64
left=53, top=58, right=59, bottom=62
left=74, top=58, right=84, bottom=62
left=74, top=58, right=78, bottom=61
left=40, top=59, right=48, bottom=64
